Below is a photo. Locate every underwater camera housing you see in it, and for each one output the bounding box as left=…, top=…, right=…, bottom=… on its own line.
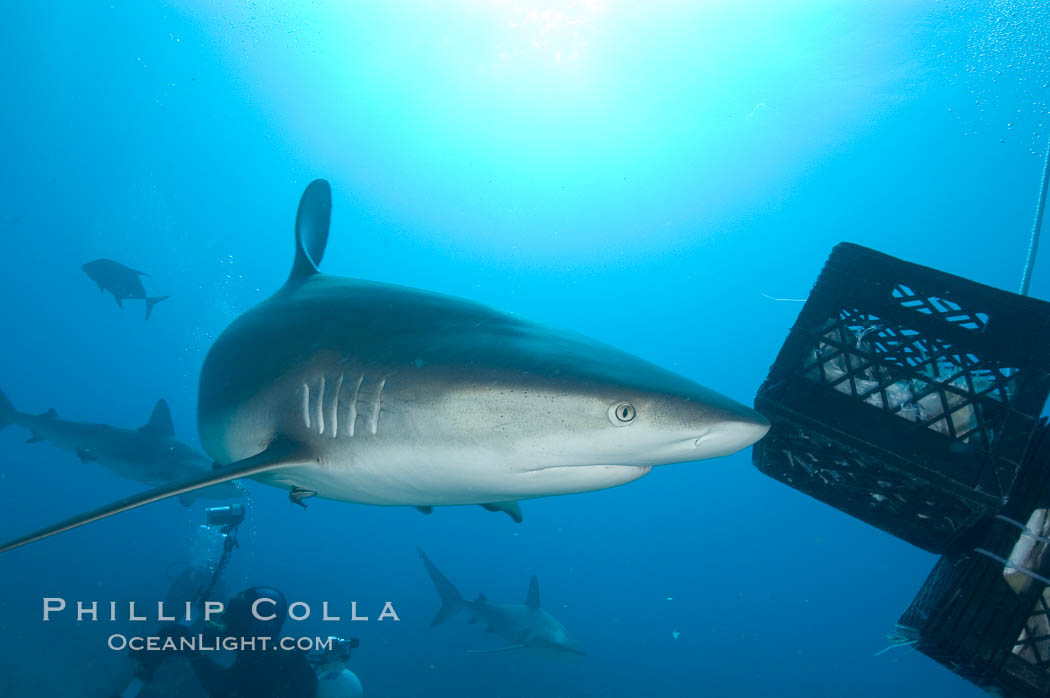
left=205, top=504, right=245, bottom=533
left=753, top=242, right=1050, bottom=554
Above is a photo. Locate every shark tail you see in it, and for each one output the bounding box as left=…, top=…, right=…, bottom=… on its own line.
left=418, top=548, right=465, bottom=626
left=145, top=296, right=169, bottom=320
left=0, top=387, right=16, bottom=431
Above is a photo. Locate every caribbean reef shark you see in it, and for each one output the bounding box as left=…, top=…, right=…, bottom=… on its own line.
left=0, top=179, right=768, bottom=553
left=419, top=548, right=586, bottom=655
left=82, top=258, right=168, bottom=320
left=0, top=389, right=241, bottom=504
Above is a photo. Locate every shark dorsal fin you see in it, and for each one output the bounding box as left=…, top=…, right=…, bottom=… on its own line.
left=288, top=179, right=332, bottom=285
left=142, top=399, right=175, bottom=437
left=525, top=575, right=540, bottom=608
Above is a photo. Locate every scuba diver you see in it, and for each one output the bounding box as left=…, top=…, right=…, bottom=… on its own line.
left=157, top=586, right=317, bottom=698
left=128, top=586, right=363, bottom=698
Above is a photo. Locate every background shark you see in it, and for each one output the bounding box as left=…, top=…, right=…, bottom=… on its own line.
left=81, top=258, right=168, bottom=320
left=0, top=389, right=241, bottom=504
left=419, top=548, right=586, bottom=656
left=0, top=179, right=767, bottom=553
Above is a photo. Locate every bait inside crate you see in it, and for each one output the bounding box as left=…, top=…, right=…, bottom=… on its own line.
left=897, top=424, right=1050, bottom=697
left=753, top=243, right=1050, bottom=553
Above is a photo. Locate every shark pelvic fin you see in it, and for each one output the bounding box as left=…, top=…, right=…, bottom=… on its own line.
left=416, top=506, right=434, bottom=515
left=288, top=179, right=331, bottom=285
left=466, top=645, right=526, bottom=655
left=141, top=399, right=176, bottom=437
left=480, top=501, right=523, bottom=523
left=0, top=437, right=314, bottom=554
left=525, top=575, right=541, bottom=609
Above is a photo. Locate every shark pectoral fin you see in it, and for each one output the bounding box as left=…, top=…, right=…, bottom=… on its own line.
left=76, top=449, right=96, bottom=464
left=0, top=437, right=315, bottom=554
left=466, top=645, right=527, bottom=655
left=479, top=501, right=523, bottom=523
left=287, top=179, right=331, bottom=285
left=416, top=506, right=434, bottom=515
left=140, top=399, right=176, bottom=436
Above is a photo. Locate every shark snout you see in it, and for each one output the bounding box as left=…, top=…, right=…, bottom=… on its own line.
left=690, top=413, right=770, bottom=459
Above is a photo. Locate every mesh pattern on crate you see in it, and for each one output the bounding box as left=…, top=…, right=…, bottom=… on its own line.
left=802, top=297, right=1018, bottom=450
left=763, top=422, right=980, bottom=540
left=1014, top=588, right=1050, bottom=668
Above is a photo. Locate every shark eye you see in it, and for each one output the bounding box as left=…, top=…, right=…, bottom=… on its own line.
left=609, top=402, right=636, bottom=425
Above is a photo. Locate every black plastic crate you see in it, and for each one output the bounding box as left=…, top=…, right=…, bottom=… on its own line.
left=898, top=423, right=1050, bottom=697
left=754, top=242, right=1050, bottom=553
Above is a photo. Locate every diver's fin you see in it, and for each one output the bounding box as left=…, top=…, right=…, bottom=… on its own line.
left=418, top=547, right=465, bottom=626
left=466, top=645, right=526, bottom=655
left=0, top=437, right=314, bottom=554
left=287, top=179, right=331, bottom=285
left=416, top=506, right=434, bottom=515
left=480, top=501, right=522, bottom=523
left=141, top=399, right=176, bottom=437
left=145, top=296, right=168, bottom=320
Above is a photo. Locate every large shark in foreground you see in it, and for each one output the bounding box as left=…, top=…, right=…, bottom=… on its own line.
left=0, top=390, right=241, bottom=503
left=0, top=179, right=769, bottom=553
left=419, top=548, right=585, bottom=655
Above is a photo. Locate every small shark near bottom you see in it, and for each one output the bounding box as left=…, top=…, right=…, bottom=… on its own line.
left=419, top=548, right=586, bottom=656
left=0, top=388, right=241, bottom=504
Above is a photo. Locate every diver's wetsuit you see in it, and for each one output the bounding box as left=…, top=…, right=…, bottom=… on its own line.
left=189, top=650, right=317, bottom=698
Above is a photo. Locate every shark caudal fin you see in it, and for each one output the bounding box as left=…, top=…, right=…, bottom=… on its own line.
left=144, top=296, right=168, bottom=320
left=418, top=548, right=465, bottom=626
left=0, top=438, right=315, bottom=554
left=0, top=387, right=16, bottom=431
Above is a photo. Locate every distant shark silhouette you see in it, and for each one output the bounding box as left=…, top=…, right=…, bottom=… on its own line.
left=82, top=258, right=168, bottom=320
left=0, top=179, right=768, bottom=554
left=0, top=389, right=241, bottom=504
left=419, top=548, right=586, bottom=656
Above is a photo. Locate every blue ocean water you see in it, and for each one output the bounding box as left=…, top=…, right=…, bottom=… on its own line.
left=1, top=1, right=1049, bottom=696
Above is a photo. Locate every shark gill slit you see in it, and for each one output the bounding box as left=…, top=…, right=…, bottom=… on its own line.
left=315, top=376, right=325, bottom=435
left=347, top=374, right=364, bottom=438
left=301, top=383, right=311, bottom=430
left=329, top=374, right=344, bottom=439
left=369, top=378, right=386, bottom=435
